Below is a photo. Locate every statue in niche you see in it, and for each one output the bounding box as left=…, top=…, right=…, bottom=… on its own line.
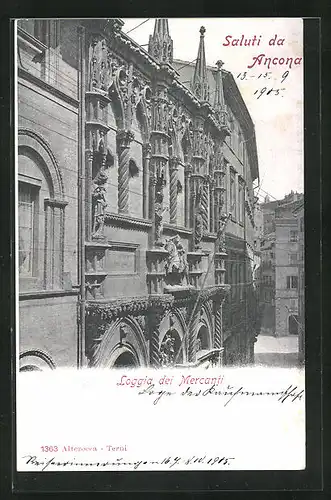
left=160, top=331, right=176, bottom=366
left=196, top=336, right=202, bottom=353
left=164, top=235, right=189, bottom=286
left=154, top=173, right=167, bottom=245
left=92, top=185, right=107, bottom=238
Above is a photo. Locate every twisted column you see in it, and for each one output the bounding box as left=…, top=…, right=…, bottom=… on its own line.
left=188, top=304, right=200, bottom=362
left=169, top=157, right=179, bottom=225
left=150, top=327, right=161, bottom=367
left=214, top=301, right=222, bottom=349
left=201, top=178, right=209, bottom=230
left=117, top=129, right=134, bottom=214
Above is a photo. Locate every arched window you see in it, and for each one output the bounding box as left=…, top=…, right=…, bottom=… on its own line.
left=18, top=130, right=67, bottom=292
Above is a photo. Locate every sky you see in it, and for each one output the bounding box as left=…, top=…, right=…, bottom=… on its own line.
left=121, top=18, right=304, bottom=201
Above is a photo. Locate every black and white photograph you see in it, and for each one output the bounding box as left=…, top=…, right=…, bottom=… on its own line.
left=15, top=17, right=305, bottom=473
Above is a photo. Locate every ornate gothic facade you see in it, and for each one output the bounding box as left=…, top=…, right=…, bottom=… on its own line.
left=17, top=18, right=260, bottom=370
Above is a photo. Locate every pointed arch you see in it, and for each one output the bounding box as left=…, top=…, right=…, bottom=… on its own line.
left=91, top=316, right=148, bottom=368
left=108, top=69, right=126, bottom=130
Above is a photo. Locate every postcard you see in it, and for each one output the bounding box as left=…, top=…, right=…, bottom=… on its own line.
left=15, top=17, right=305, bottom=475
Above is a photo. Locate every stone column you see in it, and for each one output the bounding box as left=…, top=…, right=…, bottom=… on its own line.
left=142, top=143, right=151, bottom=219
left=169, top=156, right=180, bottom=225
left=214, top=299, right=222, bottom=349
left=184, top=164, right=192, bottom=227
left=85, top=150, right=94, bottom=239
left=117, top=129, right=134, bottom=214
left=209, top=178, right=215, bottom=233
left=187, top=304, right=200, bottom=362
left=148, top=307, right=167, bottom=367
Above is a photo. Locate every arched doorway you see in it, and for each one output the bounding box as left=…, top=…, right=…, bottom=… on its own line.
left=288, top=315, right=299, bottom=335
left=196, top=324, right=210, bottom=352
left=113, top=350, right=138, bottom=368
left=20, top=365, right=42, bottom=372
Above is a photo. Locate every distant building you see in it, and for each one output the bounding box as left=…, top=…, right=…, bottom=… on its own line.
left=293, top=200, right=304, bottom=362
left=260, top=191, right=304, bottom=337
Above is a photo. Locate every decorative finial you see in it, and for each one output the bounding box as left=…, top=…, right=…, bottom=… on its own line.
left=148, top=18, right=173, bottom=64
left=192, top=25, right=209, bottom=101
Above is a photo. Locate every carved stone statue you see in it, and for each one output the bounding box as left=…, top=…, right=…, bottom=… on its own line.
left=217, top=212, right=230, bottom=252
left=92, top=185, right=107, bottom=238
left=160, top=332, right=176, bottom=366
left=164, top=235, right=189, bottom=286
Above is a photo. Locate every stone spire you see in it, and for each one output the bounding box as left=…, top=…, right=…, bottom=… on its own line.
left=148, top=18, right=173, bottom=64
left=192, top=26, right=209, bottom=102
left=214, top=60, right=225, bottom=109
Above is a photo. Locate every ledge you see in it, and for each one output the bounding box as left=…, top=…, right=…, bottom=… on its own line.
left=163, top=224, right=193, bottom=237
left=19, top=289, right=79, bottom=300
left=146, top=248, right=168, bottom=256
left=85, top=90, right=111, bottom=103
left=18, top=67, right=78, bottom=108
left=202, top=232, right=217, bottom=242
left=105, top=213, right=152, bottom=231
left=85, top=121, right=110, bottom=132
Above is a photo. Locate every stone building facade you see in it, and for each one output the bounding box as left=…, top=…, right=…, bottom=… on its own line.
left=17, top=18, right=260, bottom=370
left=260, top=192, right=304, bottom=337
left=293, top=201, right=305, bottom=362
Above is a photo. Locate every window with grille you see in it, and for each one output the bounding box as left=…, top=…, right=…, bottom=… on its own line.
left=289, top=230, right=298, bottom=242
left=286, top=275, right=298, bottom=289
left=289, top=252, right=298, bottom=265
left=19, top=182, right=38, bottom=276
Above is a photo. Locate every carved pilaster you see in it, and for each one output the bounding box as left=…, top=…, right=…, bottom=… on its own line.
left=117, top=129, right=134, bottom=214
left=188, top=305, right=200, bottom=362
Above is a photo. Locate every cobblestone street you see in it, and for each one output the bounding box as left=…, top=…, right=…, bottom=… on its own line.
left=254, top=334, right=299, bottom=367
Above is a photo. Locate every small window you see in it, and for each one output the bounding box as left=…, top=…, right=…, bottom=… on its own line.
left=19, top=182, right=39, bottom=276
left=286, top=275, right=298, bottom=289
left=300, top=217, right=304, bottom=232
left=289, top=230, right=298, bottom=242
left=289, top=253, right=298, bottom=265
